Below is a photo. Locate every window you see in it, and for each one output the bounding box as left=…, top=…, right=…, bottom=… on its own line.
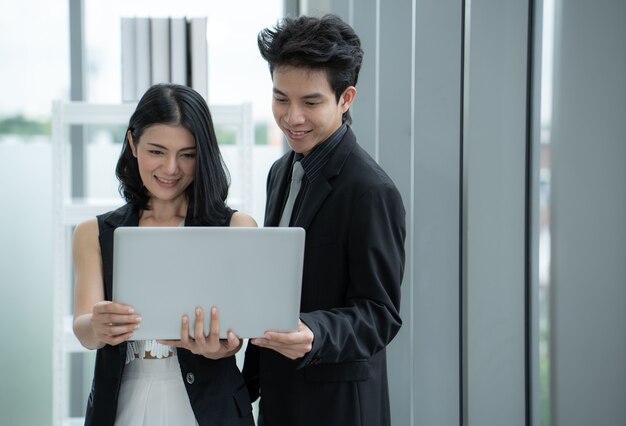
left=0, top=1, right=284, bottom=424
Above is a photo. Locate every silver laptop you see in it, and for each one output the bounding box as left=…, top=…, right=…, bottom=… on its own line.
left=112, top=227, right=305, bottom=340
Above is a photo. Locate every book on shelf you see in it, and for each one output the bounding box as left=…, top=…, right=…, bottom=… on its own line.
left=120, top=17, right=136, bottom=102
left=134, top=17, right=151, bottom=100
left=150, top=17, right=171, bottom=85
left=170, top=17, right=188, bottom=85
left=120, top=16, right=208, bottom=101
left=189, top=17, right=208, bottom=101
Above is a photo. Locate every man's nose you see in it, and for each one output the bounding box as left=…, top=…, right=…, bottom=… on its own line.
left=286, top=105, right=305, bottom=126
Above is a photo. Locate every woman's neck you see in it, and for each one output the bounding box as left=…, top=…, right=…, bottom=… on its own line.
left=139, top=197, right=188, bottom=226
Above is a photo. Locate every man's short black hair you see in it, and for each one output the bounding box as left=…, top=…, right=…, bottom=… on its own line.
left=258, top=14, right=363, bottom=123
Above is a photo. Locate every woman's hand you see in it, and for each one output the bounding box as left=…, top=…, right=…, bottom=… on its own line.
left=161, top=307, right=242, bottom=359
left=90, top=300, right=141, bottom=346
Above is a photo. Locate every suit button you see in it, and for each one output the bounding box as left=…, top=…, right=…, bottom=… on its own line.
left=186, top=372, right=195, bottom=384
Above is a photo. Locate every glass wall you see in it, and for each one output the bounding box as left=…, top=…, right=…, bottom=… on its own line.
left=0, top=1, right=282, bottom=424
left=547, top=1, right=626, bottom=424
left=0, top=1, right=68, bottom=424
left=539, top=0, right=555, bottom=424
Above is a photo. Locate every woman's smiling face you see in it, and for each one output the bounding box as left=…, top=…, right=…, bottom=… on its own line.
left=129, top=124, right=197, bottom=203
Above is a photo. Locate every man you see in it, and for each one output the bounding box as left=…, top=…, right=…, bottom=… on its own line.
left=243, top=14, right=406, bottom=426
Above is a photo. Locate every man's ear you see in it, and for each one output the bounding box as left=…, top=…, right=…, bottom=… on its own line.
left=339, top=86, right=357, bottom=113
left=127, top=130, right=137, bottom=158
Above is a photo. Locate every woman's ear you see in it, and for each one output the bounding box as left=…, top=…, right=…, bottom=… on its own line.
left=127, top=130, right=137, bottom=158
left=339, top=86, right=357, bottom=113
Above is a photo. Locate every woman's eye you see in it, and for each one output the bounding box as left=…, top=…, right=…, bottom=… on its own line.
left=274, top=97, right=287, bottom=103
left=181, top=153, right=196, bottom=159
left=149, top=150, right=163, bottom=155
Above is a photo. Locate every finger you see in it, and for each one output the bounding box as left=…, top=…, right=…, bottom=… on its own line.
left=179, top=315, right=192, bottom=345
left=94, top=323, right=112, bottom=338
left=226, top=331, right=240, bottom=350
left=99, top=322, right=134, bottom=342
left=99, top=313, right=141, bottom=326
left=262, top=331, right=297, bottom=344
left=92, top=300, right=112, bottom=314
left=94, top=301, right=134, bottom=315
left=118, top=322, right=140, bottom=336
left=250, top=337, right=272, bottom=348
left=106, top=330, right=134, bottom=346
left=249, top=336, right=309, bottom=359
left=103, top=322, right=137, bottom=338
left=208, top=306, right=220, bottom=341
left=193, top=308, right=206, bottom=343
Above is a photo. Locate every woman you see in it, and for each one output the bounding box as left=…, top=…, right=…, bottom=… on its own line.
left=72, top=84, right=257, bottom=425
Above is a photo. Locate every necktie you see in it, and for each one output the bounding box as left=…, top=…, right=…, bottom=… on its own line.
left=279, top=161, right=304, bottom=227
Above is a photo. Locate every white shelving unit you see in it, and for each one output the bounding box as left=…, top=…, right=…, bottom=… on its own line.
left=51, top=101, right=253, bottom=426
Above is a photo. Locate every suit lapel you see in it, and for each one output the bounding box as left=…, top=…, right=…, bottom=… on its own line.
left=292, top=178, right=332, bottom=229
left=292, top=128, right=357, bottom=229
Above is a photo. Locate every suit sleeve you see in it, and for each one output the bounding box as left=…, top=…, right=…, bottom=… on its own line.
left=299, top=182, right=406, bottom=366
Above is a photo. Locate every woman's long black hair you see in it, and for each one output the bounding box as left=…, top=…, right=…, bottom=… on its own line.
left=116, top=83, right=231, bottom=225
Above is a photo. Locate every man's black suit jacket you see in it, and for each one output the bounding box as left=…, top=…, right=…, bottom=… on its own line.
left=243, top=127, right=406, bottom=426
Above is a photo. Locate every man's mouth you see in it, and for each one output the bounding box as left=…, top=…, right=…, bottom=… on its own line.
left=287, top=129, right=311, bottom=137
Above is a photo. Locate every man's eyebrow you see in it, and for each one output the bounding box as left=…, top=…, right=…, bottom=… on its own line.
left=273, top=88, right=324, bottom=99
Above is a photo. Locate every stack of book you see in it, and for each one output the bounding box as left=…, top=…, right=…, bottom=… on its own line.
left=121, top=16, right=208, bottom=102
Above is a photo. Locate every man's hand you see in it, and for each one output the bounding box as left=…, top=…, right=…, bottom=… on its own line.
left=250, top=320, right=314, bottom=360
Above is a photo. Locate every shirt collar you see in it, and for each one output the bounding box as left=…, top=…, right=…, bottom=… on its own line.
left=295, top=123, right=348, bottom=181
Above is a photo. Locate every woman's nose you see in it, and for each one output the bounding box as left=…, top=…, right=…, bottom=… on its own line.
left=164, top=155, right=179, bottom=173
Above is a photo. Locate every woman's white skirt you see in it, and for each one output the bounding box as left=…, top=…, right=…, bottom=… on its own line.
left=115, top=352, right=199, bottom=425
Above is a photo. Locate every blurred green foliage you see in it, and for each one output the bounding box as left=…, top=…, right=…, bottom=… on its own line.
left=0, top=115, right=50, bottom=136
left=0, top=116, right=273, bottom=147
left=216, top=122, right=269, bottom=146
left=255, top=122, right=268, bottom=145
